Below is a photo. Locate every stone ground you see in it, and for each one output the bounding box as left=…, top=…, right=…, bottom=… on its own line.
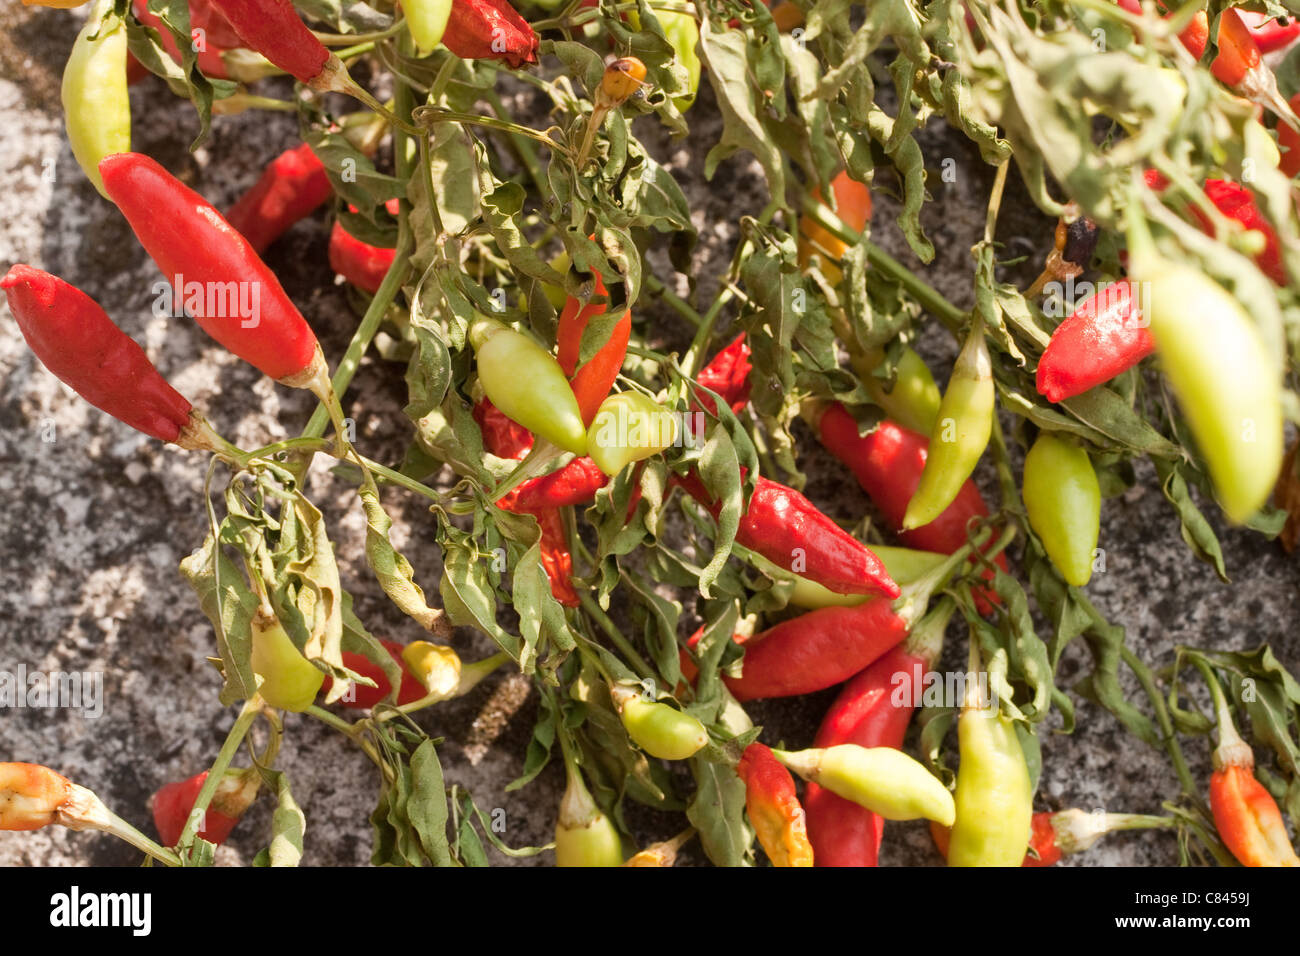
left=2, top=6, right=1297, bottom=867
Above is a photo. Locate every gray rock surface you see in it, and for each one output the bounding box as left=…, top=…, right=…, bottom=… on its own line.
left=2, top=4, right=1296, bottom=867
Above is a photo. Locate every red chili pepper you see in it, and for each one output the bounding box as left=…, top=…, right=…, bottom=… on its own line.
left=811, top=406, right=1005, bottom=606
left=1172, top=5, right=1296, bottom=124
left=1280, top=93, right=1300, bottom=177
left=205, top=0, right=332, bottom=84
left=1207, top=696, right=1300, bottom=867
left=442, top=0, right=539, bottom=69
left=475, top=397, right=535, bottom=460
left=329, top=201, right=400, bottom=294
left=98, top=152, right=326, bottom=387
left=694, top=332, right=752, bottom=414
left=723, top=600, right=910, bottom=701
left=151, top=769, right=257, bottom=846
left=1238, top=10, right=1300, bottom=53
left=320, top=639, right=428, bottom=709
left=675, top=470, right=900, bottom=599
left=503, top=457, right=609, bottom=512
left=556, top=273, right=632, bottom=426
left=3, top=265, right=197, bottom=444
left=132, top=0, right=232, bottom=78
left=1145, top=172, right=1286, bottom=285
left=1036, top=279, right=1154, bottom=403
left=736, top=743, right=815, bottom=866
left=800, top=598, right=953, bottom=865
left=536, top=507, right=580, bottom=607
left=225, top=143, right=333, bottom=255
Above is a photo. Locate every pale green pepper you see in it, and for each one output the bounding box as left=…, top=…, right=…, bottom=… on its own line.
left=773, top=744, right=955, bottom=826
left=610, top=685, right=708, bottom=760
left=904, top=321, right=994, bottom=529
left=62, top=0, right=130, bottom=198
left=947, top=642, right=1034, bottom=867
left=249, top=614, right=325, bottom=713
left=1022, top=432, right=1101, bottom=587
left=850, top=345, right=942, bottom=437
left=401, top=0, right=453, bottom=55
left=586, top=392, right=679, bottom=475
left=555, top=763, right=624, bottom=866
left=469, top=316, right=587, bottom=456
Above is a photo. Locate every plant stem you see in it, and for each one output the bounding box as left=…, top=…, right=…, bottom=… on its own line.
left=176, top=699, right=262, bottom=852
left=578, top=590, right=655, bottom=678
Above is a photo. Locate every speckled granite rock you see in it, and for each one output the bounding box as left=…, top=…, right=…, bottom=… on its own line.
left=2, top=4, right=1296, bottom=868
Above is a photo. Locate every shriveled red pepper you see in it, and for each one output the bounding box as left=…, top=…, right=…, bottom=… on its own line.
left=132, top=0, right=234, bottom=79
left=535, top=507, right=580, bottom=607
left=226, top=143, right=333, bottom=254
left=205, top=0, right=340, bottom=87
left=2, top=264, right=215, bottom=447
left=809, top=406, right=1005, bottom=606
left=1036, top=279, right=1153, bottom=403
left=99, top=152, right=328, bottom=389
left=736, top=743, right=814, bottom=867
left=1281, top=93, right=1300, bottom=177
left=475, top=397, right=534, bottom=461
left=503, top=457, right=609, bottom=512
left=320, top=639, right=428, bottom=709
left=151, top=768, right=258, bottom=846
left=803, top=598, right=954, bottom=866
left=693, top=332, right=752, bottom=414
left=329, top=201, right=400, bottom=294
left=556, top=273, right=632, bottom=426
left=1206, top=679, right=1300, bottom=867
left=674, top=470, right=899, bottom=599
left=442, top=0, right=539, bottom=68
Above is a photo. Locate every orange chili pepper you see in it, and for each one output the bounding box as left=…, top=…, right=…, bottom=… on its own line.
left=735, top=743, right=814, bottom=867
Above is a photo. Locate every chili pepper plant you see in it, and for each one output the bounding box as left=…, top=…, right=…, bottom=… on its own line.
left=5, top=0, right=1300, bottom=868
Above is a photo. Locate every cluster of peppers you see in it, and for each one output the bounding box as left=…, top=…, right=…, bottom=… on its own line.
left=6, top=0, right=1300, bottom=868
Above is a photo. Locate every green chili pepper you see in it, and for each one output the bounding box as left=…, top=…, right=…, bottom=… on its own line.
left=402, top=0, right=453, bottom=54
left=469, top=316, right=587, bottom=456
left=903, top=321, right=994, bottom=530
left=660, top=10, right=701, bottom=112
left=947, top=641, right=1034, bottom=867
left=586, top=392, right=679, bottom=476
left=772, top=744, right=955, bottom=826
left=1022, top=432, right=1101, bottom=587
left=749, top=545, right=947, bottom=609
left=850, top=345, right=942, bottom=437
left=249, top=614, right=325, bottom=713
left=554, top=764, right=624, bottom=866
left=62, top=0, right=130, bottom=198
left=1128, top=259, right=1283, bottom=524
left=610, top=685, right=708, bottom=760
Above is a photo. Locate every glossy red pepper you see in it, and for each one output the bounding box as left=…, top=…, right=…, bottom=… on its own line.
left=329, top=201, right=400, bottom=294
left=694, top=332, right=752, bottom=414
left=99, top=152, right=326, bottom=387
left=675, top=471, right=899, bottom=599
left=320, top=639, right=428, bottom=709
left=1036, top=279, right=1153, bottom=403
left=736, top=743, right=815, bottom=866
left=3, top=265, right=197, bottom=444
left=205, top=0, right=333, bottom=84
left=226, top=143, right=333, bottom=255
left=151, top=769, right=257, bottom=846
left=811, top=406, right=1006, bottom=605
left=556, top=273, right=632, bottom=426
left=803, top=600, right=952, bottom=866
left=723, top=600, right=910, bottom=701
left=442, top=0, right=539, bottom=68
left=1239, top=10, right=1300, bottom=53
